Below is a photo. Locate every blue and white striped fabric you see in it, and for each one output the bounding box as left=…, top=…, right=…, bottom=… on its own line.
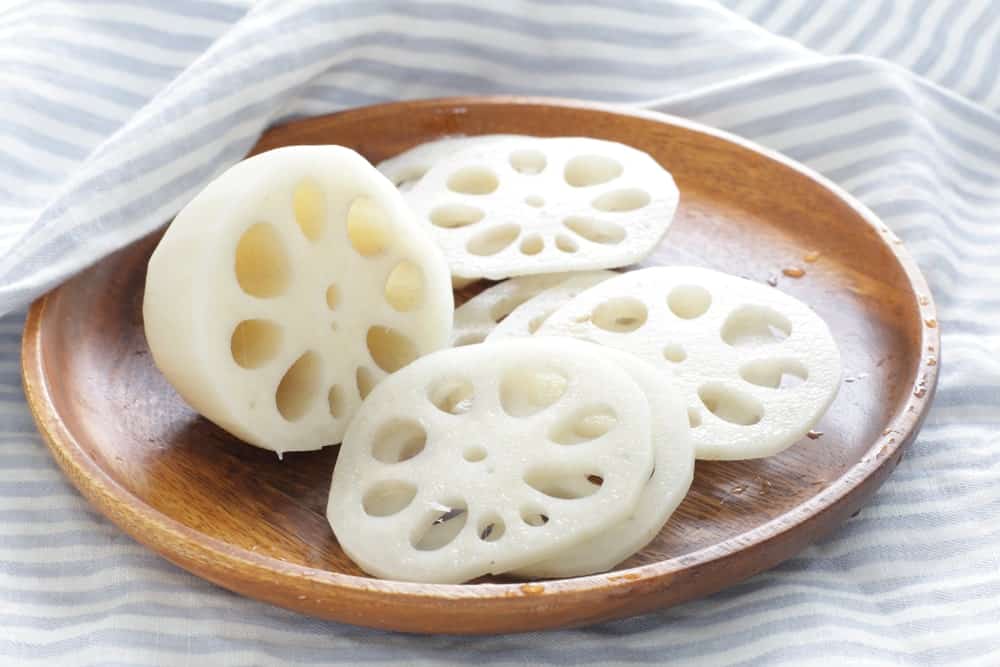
left=2, top=1, right=998, bottom=664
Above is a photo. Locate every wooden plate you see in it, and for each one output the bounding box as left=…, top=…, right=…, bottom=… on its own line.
left=21, top=98, right=940, bottom=634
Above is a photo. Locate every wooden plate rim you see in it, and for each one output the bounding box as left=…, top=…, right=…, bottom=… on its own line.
left=21, top=96, right=940, bottom=606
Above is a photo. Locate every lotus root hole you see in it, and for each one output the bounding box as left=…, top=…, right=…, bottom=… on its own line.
left=235, top=223, right=290, bottom=298
left=721, top=305, right=793, bottom=347
left=467, top=224, right=520, bottom=256
left=550, top=405, right=619, bottom=444
left=428, top=376, right=475, bottom=415
left=384, top=260, right=424, bottom=312
left=564, top=154, right=623, bottom=187
left=346, top=196, right=392, bottom=256
left=478, top=514, right=506, bottom=542
left=372, top=419, right=427, bottom=463
left=592, top=188, right=651, bottom=212
left=668, top=284, right=712, bottom=319
left=741, top=358, right=808, bottom=389
left=462, top=445, right=487, bottom=462
left=230, top=319, right=282, bottom=369
left=356, top=366, right=376, bottom=400
left=519, top=234, right=544, bottom=255
left=524, top=194, right=545, bottom=208
left=698, top=383, right=764, bottom=426
left=411, top=499, right=468, bottom=551
left=524, top=468, right=603, bottom=499
left=520, top=506, right=550, bottom=527
left=366, top=326, right=417, bottom=373
left=328, top=385, right=346, bottom=418
left=447, top=166, right=499, bottom=195
left=563, top=216, right=626, bottom=244
left=663, top=344, right=687, bottom=363
left=292, top=178, right=325, bottom=241
left=592, top=297, right=648, bottom=333
left=362, top=480, right=417, bottom=517
left=275, top=351, right=321, bottom=421
left=499, top=366, right=569, bottom=417
left=429, top=203, right=485, bottom=229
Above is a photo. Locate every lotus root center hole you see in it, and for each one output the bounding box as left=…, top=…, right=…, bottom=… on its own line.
left=393, top=166, right=428, bottom=192
left=592, top=188, right=651, bottom=212
left=463, top=445, right=487, bottom=462
left=275, top=351, right=321, bottom=421
left=519, top=234, right=543, bottom=255
left=366, top=326, right=417, bottom=373
left=478, top=514, right=505, bottom=542
left=509, top=149, right=547, bottom=174
left=362, top=480, right=416, bottom=517
left=447, top=166, right=498, bottom=195
left=564, top=154, right=623, bottom=187
left=428, top=376, right=475, bottom=415
left=346, top=196, right=392, bottom=256
left=525, top=194, right=545, bottom=207
left=555, top=234, right=578, bottom=253
left=592, top=297, right=648, bottom=333
left=372, top=419, right=427, bottom=463
left=698, top=383, right=764, bottom=426
left=235, top=223, right=290, bottom=298
left=328, top=385, right=346, bottom=418
left=412, top=499, right=468, bottom=551
left=230, top=319, right=282, bottom=369
left=429, top=203, right=484, bottom=229
left=467, top=224, right=520, bottom=256
left=550, top=405, right=619, bottom=444
left=668, top=284, right=712, bottom=319
left=563, top=216, right=626, bottom=244
left=499, top=366, right=568, bottom=417
left=688, top=407, right=702, bottom=428
left=520, top=506, right=550, bottom=527
left=663, top=344, right=686, bottom=363
left=740, top=358, right=808, bottom=389
left=524, top=468, right=602, bottom=499
left=356, top=366, right=376, bottom=400
left=721, top=305, right=792, bottom=347
left=292, top=178, right=325, bottom=241
left=325, top=284, right=339, bottom=310
left=384, top=260, right=424, bottom=312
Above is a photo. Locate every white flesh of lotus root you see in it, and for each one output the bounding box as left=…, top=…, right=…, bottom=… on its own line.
left=450, top=271, right=609, bottom=346
left=514, top=345, right=694, bottom=578
left=487, top=271, right=616, bottom=341
left=538, top=267, right=842, bottom=460
left=326, top=338, right=655, bottom=583
left=377, top=134, right=515, bottom=192
left=143, top=145, right=453, bottom=455
left=402, top=137, right=680, bottom=281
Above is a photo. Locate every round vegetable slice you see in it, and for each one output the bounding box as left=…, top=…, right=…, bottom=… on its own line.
left=487, top=270, right=615, bottom=340
left=143, top=145, right=453, bottom=455
left=377, top=134, right=514, bottom=192
left=451, top=271, right=611, bottom=347
left=538, top=267, right=841, bottom=460
left=326, top=338, right=654, bottom=583
left=402, top=137, right=679, bottom=280
left=514, top=345, right=693, bottom=578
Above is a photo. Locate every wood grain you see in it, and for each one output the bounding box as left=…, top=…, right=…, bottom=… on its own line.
left=21, top=97, right=940, bottom=634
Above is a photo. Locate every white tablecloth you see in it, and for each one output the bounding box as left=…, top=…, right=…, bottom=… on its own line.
left=2, top=1, right=998, bottom=664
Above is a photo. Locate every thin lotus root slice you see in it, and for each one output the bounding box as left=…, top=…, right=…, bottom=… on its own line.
left=538, top=267, right=841, bottom=460
left=451, top=271, right=610, bottom=346
left=326, top=338, right=654, bottom=583
left=377, top=134, right=515, bottom=192
left=514, top=345, right=693, bottom=578
left=402, top=136, right=680, bottom=281
left=487, top=271, right=616, bottom=341
left=143, top=145, right=453, bottom=456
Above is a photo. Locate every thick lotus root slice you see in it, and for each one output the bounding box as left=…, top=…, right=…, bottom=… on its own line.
left=450, top=272, right=608, bottom=346
left=539, top=266, right=841, bottom=460
left=514, top=345, right=693, bottom=578
left=143, top=145, right=453, bottom=455
left=402, top=137, right=679, bottom=280
left=487, top=271, right=616, bottom=341
left=326, top=338, right=654, bottom=583
left=376, top=134, right=514, bottom=192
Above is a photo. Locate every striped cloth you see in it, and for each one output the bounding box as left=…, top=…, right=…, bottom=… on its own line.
left=2, top=0, right=998, bottom=664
